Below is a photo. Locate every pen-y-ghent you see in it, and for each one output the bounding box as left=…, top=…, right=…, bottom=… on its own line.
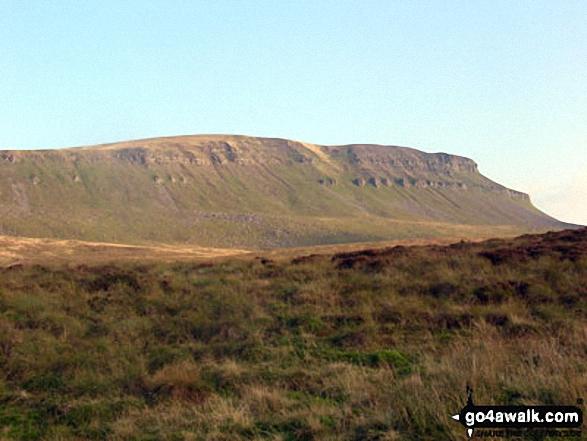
left=0, top=134, right=584, bottom=439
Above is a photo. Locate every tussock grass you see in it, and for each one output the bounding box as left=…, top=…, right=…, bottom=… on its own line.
left=0, top=230, right=585, bottom=439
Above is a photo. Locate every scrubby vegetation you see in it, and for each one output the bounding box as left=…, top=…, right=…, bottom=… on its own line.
left=0, top=229, right=585, bottom=440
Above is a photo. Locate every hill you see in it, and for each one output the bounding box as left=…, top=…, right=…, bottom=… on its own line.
left=0, top=135, right=572, bottom=248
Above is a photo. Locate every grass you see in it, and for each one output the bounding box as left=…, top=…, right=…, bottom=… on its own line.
left=0, top=235, right=248, bottom=268
left=0, top=135, right=570, bottom=249
left=0, top=228, right=585, bottom=439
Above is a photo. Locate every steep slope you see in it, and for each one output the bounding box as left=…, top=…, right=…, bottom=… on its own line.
left=0, top=135, right=570, bottom=248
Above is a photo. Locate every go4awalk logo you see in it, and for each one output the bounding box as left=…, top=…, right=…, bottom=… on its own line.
left=451, top=387, right=583, bottom=438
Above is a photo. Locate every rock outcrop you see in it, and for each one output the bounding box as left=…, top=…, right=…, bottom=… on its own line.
left=0, top=135, right=568, bottom=248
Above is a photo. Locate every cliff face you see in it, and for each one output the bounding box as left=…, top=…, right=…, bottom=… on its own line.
left=0, top=135, right=566, bottom=248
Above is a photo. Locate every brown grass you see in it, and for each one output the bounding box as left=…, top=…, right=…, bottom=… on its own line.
left=0, top=228, right=585, bottom=439
left=0, top=235, right=248, bottom=267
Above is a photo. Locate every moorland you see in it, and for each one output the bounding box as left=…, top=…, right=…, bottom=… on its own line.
left=0, top=227, right=585, bottom=440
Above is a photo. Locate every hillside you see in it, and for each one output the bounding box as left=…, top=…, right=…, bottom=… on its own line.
left=0, top=135, right=571, bottom=248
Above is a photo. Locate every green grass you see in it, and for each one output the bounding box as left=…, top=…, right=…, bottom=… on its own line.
left=0, top=135, right=569, bottom=248
left=0, top=230, right=585, bottom=439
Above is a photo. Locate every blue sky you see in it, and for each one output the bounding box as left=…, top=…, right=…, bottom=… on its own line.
left=1, top=1, right=585, bottom=224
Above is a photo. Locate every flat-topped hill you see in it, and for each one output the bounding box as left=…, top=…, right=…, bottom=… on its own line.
left=0, top=135, right=572, bottom=248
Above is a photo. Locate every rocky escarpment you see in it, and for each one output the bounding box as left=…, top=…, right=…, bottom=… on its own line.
left=0, top=137, right=476, bottom=176
left=1, top=136, right=528, bottom=201
left=0, top=135, right=567, bottom=248
left=319, top=144, right=528, bottom=200
left=342, top=145, right=478, bottom=173
left=346, top=175, right=528, bottom=200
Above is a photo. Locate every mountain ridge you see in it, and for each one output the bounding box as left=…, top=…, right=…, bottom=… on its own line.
left=0, top=135, right=572, bottom=248
left=0, top=135, right=530, bottom=199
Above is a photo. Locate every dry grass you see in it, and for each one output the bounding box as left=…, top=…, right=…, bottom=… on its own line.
left=0, top=235, right=248, bottom=267
left=0, top=228, right=585, bottom=439
left=0, top=232, right=509, bottom=267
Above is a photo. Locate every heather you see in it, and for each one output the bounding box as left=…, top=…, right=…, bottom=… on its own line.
left=0, top=229, right=585, bottom=440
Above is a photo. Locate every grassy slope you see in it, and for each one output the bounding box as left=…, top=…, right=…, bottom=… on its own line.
left=0, top=136, right=569, bottom=248
left=0, top=228, right=585, bottom=440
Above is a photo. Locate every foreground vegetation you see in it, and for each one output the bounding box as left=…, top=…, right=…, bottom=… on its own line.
left=0, top=229, right=585, bottom=440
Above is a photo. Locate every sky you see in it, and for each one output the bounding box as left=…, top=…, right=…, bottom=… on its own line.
left=1, top=1, right=585, bottom=225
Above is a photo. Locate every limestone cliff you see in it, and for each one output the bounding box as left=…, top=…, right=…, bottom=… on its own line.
left=0, top=135, right=568, bottom=248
